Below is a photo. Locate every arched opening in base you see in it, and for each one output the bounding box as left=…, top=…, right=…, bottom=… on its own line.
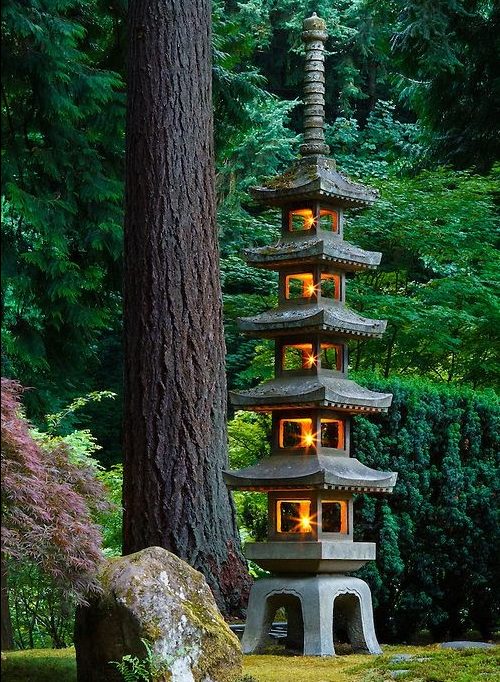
left=264, top=593, right=304, bottom=654
left=333, top=592, right=369, bottom=654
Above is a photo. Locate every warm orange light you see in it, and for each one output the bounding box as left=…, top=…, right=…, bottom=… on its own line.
left=321, top=500, right=348, bottom=533
left=285, top=274, right=316, bottom=299
left=302, top=430, right=315, bottom=447
left=304, top=353, right=317, bottom=368
left=320, top=343, right=343, bottom=371
left=289, top=208, right=316, bottom=232
left=279, top=418, right=316, bottom=448
left=276, top=500, right=314, bottom=534
left=299, top=514, right=312, bottom=532
left=320, top=419, right=345, bottom=449
left=319, top=209, right=339, bottom=233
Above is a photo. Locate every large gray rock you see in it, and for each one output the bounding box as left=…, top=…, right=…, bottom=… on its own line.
left=75, top=546, right=242, bottom=682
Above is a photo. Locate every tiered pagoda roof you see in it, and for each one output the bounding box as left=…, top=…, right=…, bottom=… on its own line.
left=250, top=155, right=379, bottom=208
left=244, top=234, right=382, bottom=271
left=224, top=453, right=397, bottom=492
left=223, top=11, right=396, bottom=497
left=231, top=375, right=392, bottom=412
left=238, top=303, right=387, bottom=338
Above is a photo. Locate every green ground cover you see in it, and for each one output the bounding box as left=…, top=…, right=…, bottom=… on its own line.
left=3, top=645, right=499, bottom=682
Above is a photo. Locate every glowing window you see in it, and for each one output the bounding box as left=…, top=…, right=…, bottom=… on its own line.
left=322, top=501, right=348, bottom=533
left=320, top=344, right=343, bottom=371
left=320, top=274, right=340, bottom=299
left=320, top=419, right=344, bottom=449
left=285, top=274, right=316, bottom=299
left=282, top=344, right=316, bottom=370
left=289, top=208, right=316, bottom=232
left=319, top=209, right=339, bottom=233
left=279, top=418, right=315, bottom=449
left=277, top=500, right=313, bottom=533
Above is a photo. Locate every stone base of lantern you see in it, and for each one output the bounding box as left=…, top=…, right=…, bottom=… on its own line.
left=241, top=574, right=381, bottom=656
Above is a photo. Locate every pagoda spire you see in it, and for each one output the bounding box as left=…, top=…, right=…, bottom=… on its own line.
left=300, top=13, right=330, bottom=158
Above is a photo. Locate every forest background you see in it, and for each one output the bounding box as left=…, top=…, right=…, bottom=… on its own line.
left=2, top=0, right=499, bottom=651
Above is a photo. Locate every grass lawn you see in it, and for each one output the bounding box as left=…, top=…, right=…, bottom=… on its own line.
left=2, top=644, right=499, bottom=682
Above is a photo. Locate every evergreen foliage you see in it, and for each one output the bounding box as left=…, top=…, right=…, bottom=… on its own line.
left=392, top=0, right=500, bottom=171
left=1, top=0, right=125, bottom=415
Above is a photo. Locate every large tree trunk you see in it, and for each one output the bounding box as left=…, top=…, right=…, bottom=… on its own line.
left=122, top=0, right=251, bottom=615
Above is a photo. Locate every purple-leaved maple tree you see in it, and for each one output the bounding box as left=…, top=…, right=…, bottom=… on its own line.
left=1, top=378, right=110, bottom=649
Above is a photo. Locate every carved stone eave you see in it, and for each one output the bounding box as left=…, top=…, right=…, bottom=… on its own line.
left=238, top=303, right=387, bottom=339
left=223, top=453, right=397, bottom=492
left=250, top=156, right=379, bottom=208
left=244, top=234, right=382, bottom=271
left=230, top=375, right=392, bottom=412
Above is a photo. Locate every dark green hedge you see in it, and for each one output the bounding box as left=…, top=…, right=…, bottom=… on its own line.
left=352, top=376, right=499, bottom=641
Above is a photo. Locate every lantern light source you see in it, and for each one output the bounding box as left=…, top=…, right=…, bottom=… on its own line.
left=282, top=343, right=317, bottom=370
left=277, top=500, right=313, bottom=533
left=289, top=208, right=316, bottom=232
left=279, top=418, right=316, bottom=449
left=285, top=273, right=317, bottom=299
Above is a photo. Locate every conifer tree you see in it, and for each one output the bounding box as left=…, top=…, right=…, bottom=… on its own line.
left=123, top=0, right=250, bottom=614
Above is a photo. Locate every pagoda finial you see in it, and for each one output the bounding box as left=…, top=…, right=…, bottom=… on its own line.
left=299, top=12, right=330, bottom=158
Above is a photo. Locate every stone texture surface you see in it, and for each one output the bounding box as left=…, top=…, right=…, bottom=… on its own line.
left=223, top=452, right=397, bottom=492
left=440, top=641, right=494, bottom=649
left=238, top=302, right=387, bottom=338
left=230, top=375, right=392, bottom=411
left=75, top=546, right=242, bottom=682
left=244, top=235, right=382, bottom=270
left=241, top=574, right=381, bottom=656
left=251, top=156, right=379, bottom=208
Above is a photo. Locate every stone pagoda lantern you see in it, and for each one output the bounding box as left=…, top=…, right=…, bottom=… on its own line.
left=223, top=13, right=397, bottom=656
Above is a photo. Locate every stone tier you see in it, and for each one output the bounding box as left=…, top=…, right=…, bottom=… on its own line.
left=245, top=540, right=376, bottom=574
left=223, top=453, right=397, bottom=492
left=230, top=375, right=392, bottom=412
left=239, top=302, right=386, bottom=338
left=251, top=155, right=378, bottom=208
left=244, top=235, right=381, bottom=271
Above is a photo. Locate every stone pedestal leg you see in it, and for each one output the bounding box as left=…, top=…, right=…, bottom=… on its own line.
left=342, top=577, right=381, bottom=654
left=302, top=577, right=335, bottom=655
left=241, top=579, right=276, bottom=654
left=241, top=574, right=382, bottom=656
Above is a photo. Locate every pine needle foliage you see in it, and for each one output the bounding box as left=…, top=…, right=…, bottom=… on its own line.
left=1, top=0, right=125, bottom=404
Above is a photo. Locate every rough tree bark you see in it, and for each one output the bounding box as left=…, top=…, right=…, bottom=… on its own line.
left=122, top=0, right=251, bottom=615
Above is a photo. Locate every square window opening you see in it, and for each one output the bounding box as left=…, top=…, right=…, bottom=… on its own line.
left=322, top=501, right=348, bottom=533
left=282, top=344, right=316, bottom=370
left=320, top=274, right=340, bottom=300
left=289, top=208, right=316, bottom=232
left=319, top=209, right=339, bottom=233
left=320, top=344, right=343, bottom=371
left=286, top=274, right=316, bottom=299
left=320, top=419, right=344, bottom=449
left=280, top=418, right=315, bottom=448
left=277, top=500, right=313, bottom=533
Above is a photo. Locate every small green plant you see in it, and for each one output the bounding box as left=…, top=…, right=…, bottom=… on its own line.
left=111, top=639, right=190, bottom=682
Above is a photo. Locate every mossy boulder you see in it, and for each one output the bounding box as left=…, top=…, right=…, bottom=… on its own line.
left=75, top=546, right=242, bottom=682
